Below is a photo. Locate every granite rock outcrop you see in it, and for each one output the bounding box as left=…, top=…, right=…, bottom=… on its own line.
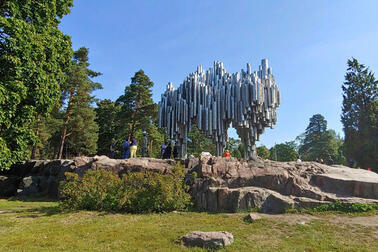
left=1, top=154, right=377, bottom=214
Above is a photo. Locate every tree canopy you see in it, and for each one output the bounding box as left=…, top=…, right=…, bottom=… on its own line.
left=257, top=145, right=270, bottom=159
left=187, top=126, right=216, bottom=157
left=116, top=70, right=157, bottom=136
left=269, top=142, right=298, bottom=162
left=341, top=58, right=377, bottom=170
left=0, top=0, right=73, bottom=170
left=298, top=114, right=345, bottom=164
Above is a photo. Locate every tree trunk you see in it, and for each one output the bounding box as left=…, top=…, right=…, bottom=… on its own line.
left=57, top=89, right=74, bottom=159
left=30, top=114, right=41, bottom=159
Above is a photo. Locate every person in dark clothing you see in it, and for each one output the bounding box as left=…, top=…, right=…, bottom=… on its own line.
left=163, top=143, right=172, bottom=159
left=173, top=145, right=178, bottom=159
left=122, top=139, right=130, bottom=159
left=109, top=141, right=116, bottom=158
left=327, top=155, right=334, bottom=165
left=160, top=142, right=167, bottom=158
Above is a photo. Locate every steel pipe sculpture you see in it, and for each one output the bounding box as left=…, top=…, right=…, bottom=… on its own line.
left=158, top=59, right=280, bottom=159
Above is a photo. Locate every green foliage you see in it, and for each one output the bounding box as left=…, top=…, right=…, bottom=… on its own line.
left=225, top=138, right=242, bottom=159
left=269, top=142, right=298, bottom=161
left=95, top=99, right=120, bottom=156
left=0, top=0, right=73, bottom=169
left=313, top=201, right=378, bottom=213
left=116, top=70, right=157, bottom=136
left=187, top=126, right=216, bottom=156
left=298, top=114, right=346, bottom=164
left=54, top=47, right=102, bottom=158
left=103, top=70, right=165, bottom=158
left=257, top=145, right=270, bottom=159
left=60, top=165, right=191, bottom=213
left=341, top=58, right=377, bottom=171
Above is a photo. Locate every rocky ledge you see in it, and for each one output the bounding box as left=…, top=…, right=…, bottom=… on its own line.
left=189, top=153, right=378, bottom=213
left=1, top=154, right=377, bottom=213
left=0, top=156, right=175, bottom=198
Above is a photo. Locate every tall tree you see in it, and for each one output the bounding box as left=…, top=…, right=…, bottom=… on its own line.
left=95, top=99, right=120, bottom=156
left=341, top=58, right=377, bottom=170
left=299, top=114, right=328, bottom=160
left=116, top=70, right=157, bottom=137
left=298, top=114, right=346, bottom=163
left=110, top=70, right=165, bottom=158
left=0, top=0, right=73, bottom=170
left=56, top=47, right=102, bottom=158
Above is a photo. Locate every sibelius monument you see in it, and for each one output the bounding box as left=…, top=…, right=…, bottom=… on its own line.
left=158, top=59, right=280, bottom=159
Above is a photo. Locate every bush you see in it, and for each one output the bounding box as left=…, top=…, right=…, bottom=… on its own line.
left=314, top=201, right=378, bottom=213
left=60, top=164, right=192, bottom=213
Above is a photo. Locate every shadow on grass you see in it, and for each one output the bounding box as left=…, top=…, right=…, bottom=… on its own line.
left=7, top=195, right=58, bottom=202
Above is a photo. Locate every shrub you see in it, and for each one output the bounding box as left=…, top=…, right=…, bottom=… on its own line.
left=59, top=164, right=192, bottom=213
left=313, top=201, right=378, bottom=213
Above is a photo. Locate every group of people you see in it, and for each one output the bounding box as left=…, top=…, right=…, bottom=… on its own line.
left=111, top=132, right=182, bottom=159
left=160, top=142, right=178, bottom=159
left=122, top=135, right=138, bottom=159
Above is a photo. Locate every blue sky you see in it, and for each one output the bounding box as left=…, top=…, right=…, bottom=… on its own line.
left=59, top=0, right=378, bottom=148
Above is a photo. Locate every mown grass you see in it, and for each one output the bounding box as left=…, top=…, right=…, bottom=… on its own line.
left=0, top=199, right=377, bottom=251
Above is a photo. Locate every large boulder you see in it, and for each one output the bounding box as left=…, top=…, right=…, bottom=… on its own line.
left=182, top=231, right=234, bottom=249
left=73, top=155, right=175, bottom=177
left=190, top=153, right=378, bottom=213
left=0, top=176, right=19, bottom=197
left=18, top=176, right=48, bottom=196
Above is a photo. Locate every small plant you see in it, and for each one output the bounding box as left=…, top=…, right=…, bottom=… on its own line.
left=60, top=164, right=192, bottom=213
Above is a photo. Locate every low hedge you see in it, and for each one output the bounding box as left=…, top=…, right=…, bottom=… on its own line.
left=59, top=164, right=191, bottom=213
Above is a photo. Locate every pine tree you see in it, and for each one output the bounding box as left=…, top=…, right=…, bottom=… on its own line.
left=113, top=70, right=165, bottom=158
left=0, top=0, right=73, bottom=170
left=56, top=47, right=102, bottom=158
left=95, top=99, right=120, bottom=156
left=298, top=114, right=346, bottom=163
left=116, top=70, right=157, bottom=136
left=341, top=58, right=377, bottom=170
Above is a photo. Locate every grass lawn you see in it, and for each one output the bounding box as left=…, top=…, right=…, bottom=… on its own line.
left=0, top=199, right=377, bottom=251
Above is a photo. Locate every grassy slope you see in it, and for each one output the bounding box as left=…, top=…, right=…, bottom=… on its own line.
left=0, top=199, right=377, bottom=251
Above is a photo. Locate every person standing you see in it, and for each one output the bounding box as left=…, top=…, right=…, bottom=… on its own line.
left=173, top=144, right=178, bottom=159
left=223, top=149, right=231, bottom=157
left=109, top=139, right=116, bottom=158
left=141, top=132, right=148, bottom=157
left=163, top=142, right=172, bottom=159
left=160, top=142, right=167, bottom=158
left=122, top=139, right=130, bottom=159
left=130, top=135, right=138, bottom=158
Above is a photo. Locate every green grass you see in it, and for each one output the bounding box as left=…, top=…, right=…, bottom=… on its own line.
left=0, top=199, right=377, bottom=251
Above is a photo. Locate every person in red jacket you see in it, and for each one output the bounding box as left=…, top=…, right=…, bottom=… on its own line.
left=223, top=149, right=231, bottom=157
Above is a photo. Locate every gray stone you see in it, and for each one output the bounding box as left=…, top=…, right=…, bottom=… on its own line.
left=182, top=231, right=234, bottom=249
left=0, top=176, right=18, bottom=197
left=245, top=213, right=262, bottom=223
left=261, top=193, right=295, bottom=214
left=18, top=176, right=48, bottom=196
